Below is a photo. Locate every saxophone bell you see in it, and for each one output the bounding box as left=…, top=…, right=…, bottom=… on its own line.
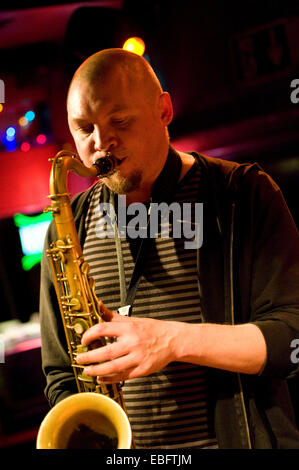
left=92, top=151, right=116, bottom=177
left=37, top=393, right=132, bottom=449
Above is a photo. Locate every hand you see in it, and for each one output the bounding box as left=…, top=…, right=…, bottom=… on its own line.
left=76, top=301, right=181, bottom=383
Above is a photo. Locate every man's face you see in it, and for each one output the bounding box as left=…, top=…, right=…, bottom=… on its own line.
left=67, top=73, right=171, bottom=196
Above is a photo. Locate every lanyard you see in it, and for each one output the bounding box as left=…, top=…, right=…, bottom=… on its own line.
left=112, top=145, right=182, bottom=316
left=114, top=203, right=152, bottom=316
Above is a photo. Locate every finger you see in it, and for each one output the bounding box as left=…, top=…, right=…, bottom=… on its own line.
left=83, top=353, right=137, bottom=378
left=76, top=340, right=129, bottom=365
left=97, top=367, right=136, bottom=384
left=97, top=361, right=153, bottom=383
left=81, top=321, right=126, bottom=346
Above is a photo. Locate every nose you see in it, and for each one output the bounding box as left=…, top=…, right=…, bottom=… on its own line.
left=93, top=125, right=117, bottom=153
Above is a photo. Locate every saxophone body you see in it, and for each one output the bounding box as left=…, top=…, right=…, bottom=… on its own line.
left=37, top=151, right=132, bottom=449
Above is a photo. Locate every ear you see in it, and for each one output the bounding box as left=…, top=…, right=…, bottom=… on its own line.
left=158, top=92, right=173, bottom=126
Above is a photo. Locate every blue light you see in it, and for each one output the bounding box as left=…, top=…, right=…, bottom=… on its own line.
left=25, top=110, right=35, bottom=122
left=3, top=133, right=16, bottom=151
left=19, top=221, right=51, bottom=256
left=4, top=138, right=17, bottom=152
left=6, top=134, right=16, bottom=142
left=6, top=126, right=16, bottom=137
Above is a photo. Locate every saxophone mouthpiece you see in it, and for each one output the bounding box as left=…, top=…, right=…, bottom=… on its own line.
left=92, top=152, right=116, bottom=177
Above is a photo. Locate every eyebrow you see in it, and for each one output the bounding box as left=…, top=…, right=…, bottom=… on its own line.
left=69, top=104, right=130, bottom=125
left=108, top=104, right=130, bottom=115
left=70, top=117, right=89, bottom=125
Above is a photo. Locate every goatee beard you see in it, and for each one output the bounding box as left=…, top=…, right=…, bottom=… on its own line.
left=103, top=169, right=142, bottom=195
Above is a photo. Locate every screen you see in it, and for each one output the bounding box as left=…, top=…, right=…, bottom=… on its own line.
left=13, top=212, right=52, bottom=271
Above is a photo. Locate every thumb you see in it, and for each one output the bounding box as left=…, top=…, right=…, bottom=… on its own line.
left=98, top=300, right=115, bottom=321
left=98, top=300, right=129, bottom=322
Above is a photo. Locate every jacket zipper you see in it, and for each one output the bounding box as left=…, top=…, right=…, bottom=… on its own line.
left=230, top=202, right=252, bottom=449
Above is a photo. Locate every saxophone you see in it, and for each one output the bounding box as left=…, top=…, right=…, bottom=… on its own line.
left=36, top=150, right=132, bottom=449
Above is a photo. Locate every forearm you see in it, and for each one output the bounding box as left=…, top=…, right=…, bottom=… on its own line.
left=174, top=322, right=267, bottom=375
left=78, top=313, right=268, bottom=382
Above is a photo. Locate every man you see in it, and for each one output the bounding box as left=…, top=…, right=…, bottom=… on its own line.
left=40, top=48, right=299, bottom=448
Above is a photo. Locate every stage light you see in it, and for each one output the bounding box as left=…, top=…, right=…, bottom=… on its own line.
left=0, top=104, right=3, bottom=112
left=36, top=134, right=47, bottom=145
left=6, top=126, right=16, bottom=138
left=5, top=127, right=16, bottom=142
left=25, top=110, right=35, bottom=122
left=122, top=37, right=145, bottom=56
left=19, top=116, right=29, bottom=127
left=4, top=137, right=17, bottom=151
left=21, top=142, right=31, bottom=152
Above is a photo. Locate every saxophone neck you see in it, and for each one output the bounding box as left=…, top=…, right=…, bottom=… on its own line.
left=49, top=151, right=98, bottom=198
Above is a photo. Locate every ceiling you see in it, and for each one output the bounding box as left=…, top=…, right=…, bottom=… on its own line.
left=0, top=1, right=122, bottom=49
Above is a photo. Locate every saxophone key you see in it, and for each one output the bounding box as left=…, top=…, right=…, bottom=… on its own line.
left=73, top=319, right=90, bottom=335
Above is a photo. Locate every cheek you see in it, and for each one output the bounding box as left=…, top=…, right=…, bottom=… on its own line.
left=130, top=121, right=155, bottom=146
left=140, top=115, right=163, bottom=141
left=73, top=138, right=93, bottom=165
left=135, top=125, right=162, bottom=156
left=74, top=134, right=89, bottom=152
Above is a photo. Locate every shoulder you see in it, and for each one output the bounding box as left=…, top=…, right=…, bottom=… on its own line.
left=189, top=151, right=280, bottom=198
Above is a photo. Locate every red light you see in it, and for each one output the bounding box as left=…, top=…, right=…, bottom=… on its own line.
left=36, top=134, right=47, bottom=145
left=21, top=142, right=31, bottom=152
left=6, top=337, right=42, bottom=356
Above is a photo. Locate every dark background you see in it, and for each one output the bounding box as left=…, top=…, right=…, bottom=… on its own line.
left=0, top=0, right=298, bottom=448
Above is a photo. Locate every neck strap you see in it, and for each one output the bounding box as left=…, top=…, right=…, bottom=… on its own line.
left=113, top=144, right=182, bottom=314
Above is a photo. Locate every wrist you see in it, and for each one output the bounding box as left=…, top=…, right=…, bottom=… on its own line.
left=171, top=321, right=204, bottom=364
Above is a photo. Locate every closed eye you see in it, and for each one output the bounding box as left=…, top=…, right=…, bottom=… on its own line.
left=111, top=117, right=131, bottom=128
left=78, top=125, right=94, bottom=134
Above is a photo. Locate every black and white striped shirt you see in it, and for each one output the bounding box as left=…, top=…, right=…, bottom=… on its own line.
left=83, top=164, right=218, bottom=449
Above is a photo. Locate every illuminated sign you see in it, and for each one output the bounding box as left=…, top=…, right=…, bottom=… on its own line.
left=13, top=212, right=52, bottom=270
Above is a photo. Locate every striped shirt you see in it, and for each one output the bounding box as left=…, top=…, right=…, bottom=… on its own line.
left=83, top=164, right=218, bottom=449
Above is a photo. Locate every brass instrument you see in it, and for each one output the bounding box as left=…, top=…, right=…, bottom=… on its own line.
left=36, top=150, right=132, bottom=449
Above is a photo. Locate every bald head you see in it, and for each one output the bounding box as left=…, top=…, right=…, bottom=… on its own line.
left=67, top=48, right=163, bottom=109
left=66, top=48, right=173, bottom=200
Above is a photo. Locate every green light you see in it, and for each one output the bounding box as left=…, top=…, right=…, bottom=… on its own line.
left=13, top=211, right=52, bottom=271
left=21, top=253, right=43, bottom=271
left=13, top=211, right=52, bottom=228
